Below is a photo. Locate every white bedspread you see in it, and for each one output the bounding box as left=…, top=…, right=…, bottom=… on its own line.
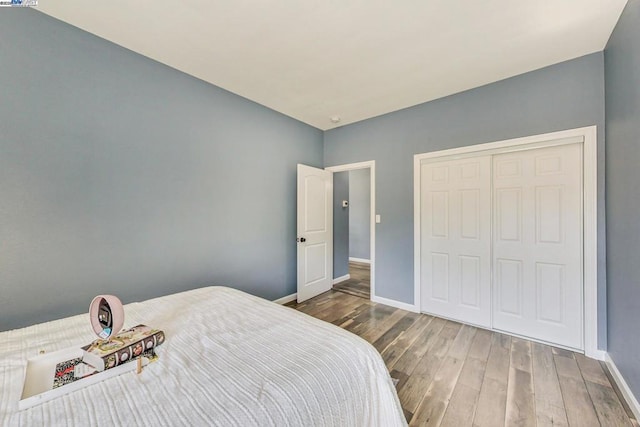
left=0, top=287, right=406, bottom=426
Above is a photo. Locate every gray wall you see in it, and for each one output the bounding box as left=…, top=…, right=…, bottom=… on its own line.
left=348, top=169, right=371, bottom=260
left=0, top=10, right=323, bottom=331
left=324, top=53, right=607, bottom=348
left=333, top=172, right=350, bottom=279
left=605, top=0, right=640, bottom=400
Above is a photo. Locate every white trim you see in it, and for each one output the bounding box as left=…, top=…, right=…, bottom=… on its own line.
left=349, top=257, right=371, bottom=264
left=414, top=126, right=600, bottom=357
left=414, top=129, right=587, bottom=160
left=333, top=274, right=351, bottom=284
left=273, top=293, right=297, bottom=305
left=413, top=153, right=422, bottom=318
left=326, top=160, right=373, bottom=173
left=589, top=348, right=607, bottom=361
left=372, top=295, right=419, bottom=313
left=326, top=161, right=376, bottom=303
left=605, top=353, right=640, bottom=421
left=582, top=125, right=600, bottom=360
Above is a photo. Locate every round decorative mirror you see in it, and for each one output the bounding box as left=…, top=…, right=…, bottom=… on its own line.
left=89, top=295, right=124, bottom=340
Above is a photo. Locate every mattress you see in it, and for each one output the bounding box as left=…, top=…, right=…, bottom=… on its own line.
left=0, top=287, right=406, bottom=426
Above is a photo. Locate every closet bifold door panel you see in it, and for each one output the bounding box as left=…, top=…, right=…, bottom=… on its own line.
left=492, top=143, right=583, bottom=350
left=420, top=156, right=492, bottom=328
left=419, top=141, right=585, bottom=351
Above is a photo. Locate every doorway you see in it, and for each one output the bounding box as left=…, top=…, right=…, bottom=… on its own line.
left=326, top=161, right=375, bottom=301
left=333, top=260, right=371, bottom=299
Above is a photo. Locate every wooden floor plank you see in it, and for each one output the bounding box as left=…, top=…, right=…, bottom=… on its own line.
left=473, top=333, right=511, bottom=427
left=409, top=326, right=479, bottom=426
left=346, top=304, right=396, bottom=342
left=575, top=353, right=611, bottom=387
left=409, top=356, right=465, bottom=426
left=554, top=353, right=601, bottom=427
left=312, top=298, right=366, bottom=324
left=505, top=338, right=535, bottom=427
left=288, top=290, right=637, bottom=427
left=440, top=357, right=487, bottom=427
left=398, top=322, right=462, bottom=413
left=458, top=351, right=488, bottom=390
left=381, top=314, right=434, bottom=368
left=373, top=311, right=421, bottom=353
left=531, top=342, right=569, bottom=427
left=330, top=302, right=372, bottom=327
left=552, top=347, right=575, bottom=359
left=585, top=379, right=634, bottom=427
left=360, top=308, right=408, bottom=344
left=484, top=333, right=512, bottom=381
left=290, top=290, right=347, bottom=317
left=467, top=328, right=492, bottom=362
left=602, top=361, right=640, bottom=426
left=447, top=324, right=478, bottom=361
left=333, top=261, right=370, bottom=299
left=510, top=338, right=533, bottom=372
left=440, top=383, right=479, bottom=427
left=392, top=317, right=447, bottom=374
left=473, top=377, right=508, bottom=427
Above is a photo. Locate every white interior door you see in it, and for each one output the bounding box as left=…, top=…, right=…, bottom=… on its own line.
left=420, top=156, right=492, bottom=327
left=297, top=164, right=333, bottom=302
left=492, top=143, right=583, bottom=350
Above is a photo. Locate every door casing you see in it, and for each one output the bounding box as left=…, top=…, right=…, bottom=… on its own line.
left=325, top=161, right=376, bottom=302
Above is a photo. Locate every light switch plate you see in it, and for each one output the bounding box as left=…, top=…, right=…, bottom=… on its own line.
left=375, top=214, right=381, bottom=223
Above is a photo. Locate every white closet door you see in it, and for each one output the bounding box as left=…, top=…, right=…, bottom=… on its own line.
left=492, top=143, right=583, bottom=350
left=420, top=156, right=491, bottom=327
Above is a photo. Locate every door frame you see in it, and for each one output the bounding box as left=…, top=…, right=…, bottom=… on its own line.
left=413, top=126, right=601, bottom=360
left=325, top=161, right=376, bottom=301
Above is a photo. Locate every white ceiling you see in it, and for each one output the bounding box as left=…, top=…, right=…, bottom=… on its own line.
left=37, top=1, right=627, bottom=130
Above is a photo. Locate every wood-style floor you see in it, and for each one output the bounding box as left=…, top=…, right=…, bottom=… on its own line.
left=332, top=261, right=370, bottom=299
left=286, top=291, right=637, bottom=427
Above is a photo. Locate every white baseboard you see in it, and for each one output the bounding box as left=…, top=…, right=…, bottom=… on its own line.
left=333, top=274, right=350, bottom=285
left=349, top=257, right=371, bottom=264
left=605, top=353, right=640, bottom=422
left=273, top=293, right=297, bottom=305
left=586, top=348, right=606, bottom=361
left=371, top=295, right=419, bottom=313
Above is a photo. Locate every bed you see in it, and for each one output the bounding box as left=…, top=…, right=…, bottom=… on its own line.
left=0, top=286, right=407, bottom=426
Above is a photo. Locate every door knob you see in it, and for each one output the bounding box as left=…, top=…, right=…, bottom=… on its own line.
left=297, top=237, right=306, bottom=243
